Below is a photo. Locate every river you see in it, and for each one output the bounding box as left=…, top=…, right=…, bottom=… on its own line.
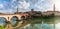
left=0, top=16, right=60, bottom=29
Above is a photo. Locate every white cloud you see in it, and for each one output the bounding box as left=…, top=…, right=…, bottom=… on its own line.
left=55, top=0, right=60, bottom=11
left=9, top=9, right=13, bottom=12
left=0, top=4, right=4, bottom=8
left=11, top=0, right=17, bottom=3
left=0, top=9, right=14, bottom=14
left=14, top=6, right=17, bottom=9
left=34, top=0, right=53, bottom=12
left=35, top=4, right=42, bottom=9
left=6, top=9, right=14, bottom=14
left=18, top=0, right=30, bottom=9
left=12, top=0, right=16, bottom=2
left=38, top=0, right=44, bottom=2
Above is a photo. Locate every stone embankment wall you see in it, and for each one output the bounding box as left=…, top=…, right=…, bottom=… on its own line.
left=42, top=11, right=60, bottom=16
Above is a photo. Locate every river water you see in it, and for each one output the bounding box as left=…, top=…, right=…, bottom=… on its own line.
left=0, top=17, right=60, bottom=29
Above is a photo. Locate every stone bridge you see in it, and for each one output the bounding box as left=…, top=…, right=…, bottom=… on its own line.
left=0, top=14, right=29, bottom=22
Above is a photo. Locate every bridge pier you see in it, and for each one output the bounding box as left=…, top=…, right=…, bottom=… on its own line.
left=5, top=17, right=11, bottom=23
left=17, top=17, right=21, bottom=21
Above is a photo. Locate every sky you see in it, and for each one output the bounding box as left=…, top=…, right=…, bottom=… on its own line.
left=0, top=0, right=60, bottom=14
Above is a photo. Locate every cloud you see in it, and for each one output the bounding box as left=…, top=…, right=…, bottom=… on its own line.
left=0, top=4, right=4, bottom=8
left=8, top=9, right=14, bottom=13
left=18, top=0, right=30, bottom=9
left=34, top=0, right=53, bottom=12
left=4, top=9, right=14, bottom=14
left=55, top=0, right=60, bottom=11
left=38, top=0, right=45, bottom=2
left=12, top=0, right=16, bottom=2
left=35, top=4, right=42, bottom=10
left=0, top=0, right=54, bottom=14
left=35, top=4, right=43, bottom=11
left=11, top=0, right=17, bottom=4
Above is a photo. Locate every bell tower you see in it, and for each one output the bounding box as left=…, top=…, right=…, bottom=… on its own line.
left=53, top=4, right=55, bottom=14
left=16, top=8, right=18, bottom=14
left=31, top=9, right=34, bottom=13
left=53, top=4, right=55, bottom=12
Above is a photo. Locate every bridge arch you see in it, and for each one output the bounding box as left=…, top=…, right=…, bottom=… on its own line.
left=21, top=16, right=25, bottom=20
left=0, top=17, right=7, bottom=22
left=10, top=16, right=19, bottom=26
left=0, top=17, right=6, bottom=27
left=11, top=16, right=19, bottom=21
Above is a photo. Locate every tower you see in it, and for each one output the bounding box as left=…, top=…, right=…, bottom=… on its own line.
left=53, top=4, right=55, bottom=12
left=16, top=8, right=18, bottom=14
left=53, top=4, right=55, bottom=14
left=31, top=9, right=34, bottom=13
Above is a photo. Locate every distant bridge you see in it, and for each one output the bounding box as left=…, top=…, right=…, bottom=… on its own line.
left=0, top=14, right=29, bottom=22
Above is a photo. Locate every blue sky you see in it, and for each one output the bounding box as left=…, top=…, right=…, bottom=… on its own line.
left=0, top=0, right=59, bottom=14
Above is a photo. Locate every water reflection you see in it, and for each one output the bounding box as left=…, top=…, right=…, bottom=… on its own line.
left=5, top=21, right=23, bottom=29
left=0, top=17, right=6, bottom=27
left=10, top=17, right=17, bottom=26
left=18, top=17, right=60, bottom=29
left=0, top=17, right=60, bottom=29
left=42, top=23, right=54, bottom=29
left=55, top=23, right=60, bottom=29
